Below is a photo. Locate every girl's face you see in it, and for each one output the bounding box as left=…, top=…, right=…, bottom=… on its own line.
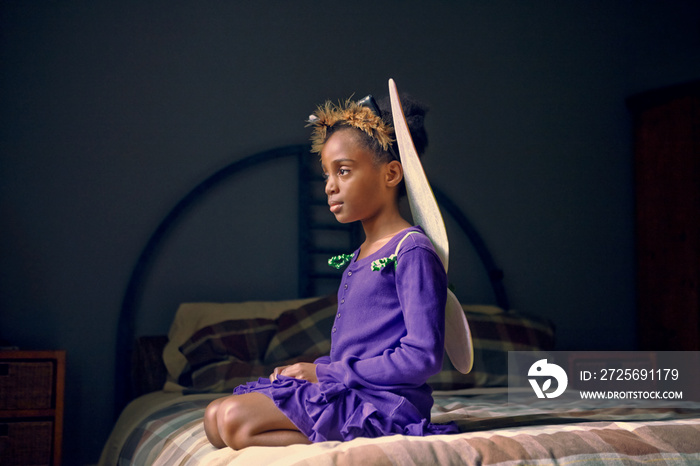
left=320, top=129, right=393, bottom=225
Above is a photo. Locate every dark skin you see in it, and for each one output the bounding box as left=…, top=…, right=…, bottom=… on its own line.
left=203, top=128, right=408, bottom=449
left=322, top=128, right=410, bottom=257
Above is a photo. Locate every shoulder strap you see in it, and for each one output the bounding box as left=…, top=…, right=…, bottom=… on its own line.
left=394, top=230, right=421, bottom=257
left=371, top=230, right=423, bottom=272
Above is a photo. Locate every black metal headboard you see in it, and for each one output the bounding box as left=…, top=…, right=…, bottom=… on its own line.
left=114, top=144, right=508, bottom=415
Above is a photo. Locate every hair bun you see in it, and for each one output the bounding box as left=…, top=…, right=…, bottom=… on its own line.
left=377, top=93, right=429, bottom=156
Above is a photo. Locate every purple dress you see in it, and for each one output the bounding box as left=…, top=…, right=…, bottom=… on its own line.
left=234, top=226, right=458, bottom=442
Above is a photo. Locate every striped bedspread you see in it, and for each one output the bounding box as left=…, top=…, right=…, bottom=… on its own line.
left=103, top=390, right=700, bottom=465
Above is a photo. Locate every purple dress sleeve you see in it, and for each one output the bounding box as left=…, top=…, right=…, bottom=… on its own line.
left=314, top=355, right=331, bottom=365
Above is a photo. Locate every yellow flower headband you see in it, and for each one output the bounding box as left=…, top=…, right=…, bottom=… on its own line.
left=306, top=98, right=395, bottom=155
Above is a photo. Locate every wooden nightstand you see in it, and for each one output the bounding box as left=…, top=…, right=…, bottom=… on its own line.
left=0, top=350, right=65, bottom=466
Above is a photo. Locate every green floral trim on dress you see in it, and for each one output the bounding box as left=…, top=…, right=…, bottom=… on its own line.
left=327, top=252, right=398, bottom=272
left=329, top=231, right=419, bottom=272
left=371, top=254, right=397, bottom=271
left=328, top=253, right=355, bottom=270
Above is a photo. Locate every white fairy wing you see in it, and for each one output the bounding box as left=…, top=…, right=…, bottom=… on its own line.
left=389, top=78, right=473, bottom=373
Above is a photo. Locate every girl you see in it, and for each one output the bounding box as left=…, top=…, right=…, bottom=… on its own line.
left=203, top=93, right=457, bottom=449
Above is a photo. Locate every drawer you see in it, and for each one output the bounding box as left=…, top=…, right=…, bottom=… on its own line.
left=0, top=361, right=54, bottom=410
left=0, top=420, right=54, bottom=466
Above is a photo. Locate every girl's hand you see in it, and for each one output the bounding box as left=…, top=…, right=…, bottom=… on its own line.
left=269, top=363, right=318, bottom=383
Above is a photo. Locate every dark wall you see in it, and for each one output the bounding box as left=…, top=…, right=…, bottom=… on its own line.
left=1, top=1, right=699, bottom=464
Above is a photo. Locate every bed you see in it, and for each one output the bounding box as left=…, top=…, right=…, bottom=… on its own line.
left=100, top=144, right=700, bottom=465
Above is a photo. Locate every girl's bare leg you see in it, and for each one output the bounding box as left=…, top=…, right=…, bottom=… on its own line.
left=204, top=397, right=227, bottom=447
left=204, top=392, right=311, bottom=450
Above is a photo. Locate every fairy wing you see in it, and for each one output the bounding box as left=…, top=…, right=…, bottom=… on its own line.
left=389, top=78, right=473, bottom=374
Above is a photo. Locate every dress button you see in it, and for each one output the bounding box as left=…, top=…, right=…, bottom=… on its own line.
left=341, top=299, right=345, bottom=304
left=337, top=313, right=341, bottom=318
left=344, top=284, right=348, bottom=289
left=332, top=327, right=337, bottom=333
left=348, top=271, right=352, bottom=276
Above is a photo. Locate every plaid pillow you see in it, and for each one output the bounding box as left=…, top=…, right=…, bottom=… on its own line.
left=428, top=307, right=555, bottom=390
left=263, top=294, right=337, bottom=364
left=176, top=295, right=337, bottom=393
left=177, top=317, right=277, bottom=391
left=163, top=297, right=320, bottom=387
